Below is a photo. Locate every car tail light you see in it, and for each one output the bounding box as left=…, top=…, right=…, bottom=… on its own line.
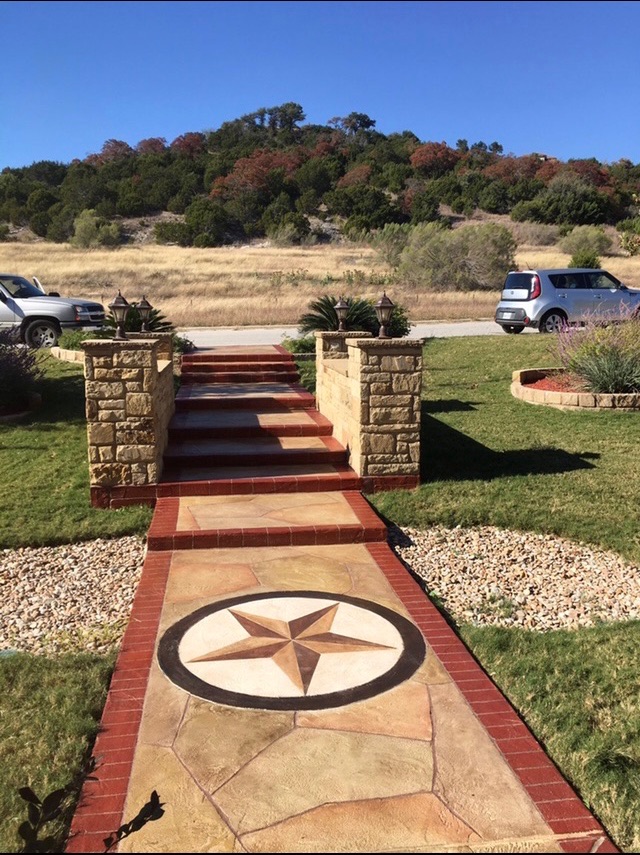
left=529, top=275, right=542, bottom=300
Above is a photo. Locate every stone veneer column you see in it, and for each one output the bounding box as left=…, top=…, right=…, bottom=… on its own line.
left=82, top=338, right=175, bottom=505
left=315, top=332, right=423, bottom=491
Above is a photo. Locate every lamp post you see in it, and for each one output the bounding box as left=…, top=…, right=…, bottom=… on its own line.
left=136, top=295, right=153, bottom=333
left=334, top=297, right=349, bottom=332
left=374, top=292, right=394, bottom=339
left=109, top=291, right=130, bottom=341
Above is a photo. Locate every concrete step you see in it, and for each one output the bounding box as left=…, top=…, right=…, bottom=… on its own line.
left=157, top=463, right=361, bottom=495
left=147, top=491, right=387, bottom=550
left=180, top=370, right=300, bottom=384
left=168, top=408, right=333, bottom=440
left=174, top=383, right=317, bottom=411
left=163, top=435, right=348, bottom=469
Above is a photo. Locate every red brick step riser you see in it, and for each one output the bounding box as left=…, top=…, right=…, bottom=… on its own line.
left=182, top=352, right=295, bottom=364
left=168, top=422, right=332, bottom=440
left=180, top=371, right=300, bottom=384
left=147, top=524, right=387, bottom=551
left=181, top=361, right=298, bottom=372
left=174, top=396, right=316, bottom=411
left=163, top=449, right=349, bottom=468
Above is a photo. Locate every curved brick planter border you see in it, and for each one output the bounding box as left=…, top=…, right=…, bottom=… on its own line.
left=512, top=368, right=640, bottom=411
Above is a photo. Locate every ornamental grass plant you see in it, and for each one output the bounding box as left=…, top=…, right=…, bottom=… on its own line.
left=555, top=313, right=640, bottom=394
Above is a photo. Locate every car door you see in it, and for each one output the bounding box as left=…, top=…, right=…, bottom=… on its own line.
left=0, top=283, right=19, bottom=332
left=549, top=272, right=591, bottom=322
left=583, top=271, right=625, bottom=320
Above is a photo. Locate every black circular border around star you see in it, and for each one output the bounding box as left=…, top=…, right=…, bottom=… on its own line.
left=157, top=591, right=427, bottom=710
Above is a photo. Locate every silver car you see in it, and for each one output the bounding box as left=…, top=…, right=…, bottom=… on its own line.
left=0, top=274, right=105, bottom=347
left=495, top=268, right=640, bottom=334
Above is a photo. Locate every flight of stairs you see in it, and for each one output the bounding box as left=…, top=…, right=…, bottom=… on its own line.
left=159, top=346, right=361, bottom=495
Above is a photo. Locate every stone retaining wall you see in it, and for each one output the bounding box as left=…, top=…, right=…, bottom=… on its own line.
left=315, top=332, right=423, bottom=491
left=82, top=336, right=175, bottom=507
left=512, top=368, right=640, bottom=410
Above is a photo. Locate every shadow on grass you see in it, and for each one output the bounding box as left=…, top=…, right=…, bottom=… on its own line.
left=421, top=403, right=599, bottom=482
left=32, top=373, right=87, bottom=425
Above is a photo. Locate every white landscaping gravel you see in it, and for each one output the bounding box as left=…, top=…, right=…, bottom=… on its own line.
left=0, top=536, right=145, bottom=656
left=1, top=524, right=639, bottom=657
left=391, top=524, right=640, bottom=632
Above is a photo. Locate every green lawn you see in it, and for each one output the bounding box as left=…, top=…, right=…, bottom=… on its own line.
left=1, top=340, right=639, bottom=851
left=0, top=355, right=152, bottom=549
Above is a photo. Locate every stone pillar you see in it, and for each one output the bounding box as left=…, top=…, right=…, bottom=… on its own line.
left=82, top=338, right=175, bottom=507
left=314, top=333, right=423, bottom=492
left=126, top=331, right=174, bottom=361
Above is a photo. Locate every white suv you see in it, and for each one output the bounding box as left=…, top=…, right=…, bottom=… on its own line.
left=495, top=268, right=640, bottom=333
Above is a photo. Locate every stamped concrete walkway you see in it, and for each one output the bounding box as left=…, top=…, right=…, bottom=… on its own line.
left=67, top=346, right=618, bottom=853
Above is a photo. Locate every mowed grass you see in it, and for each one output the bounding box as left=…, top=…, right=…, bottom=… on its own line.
left=369, top=333, right=640, bottom=850
left=372, top=334, right=640, bottom=565
left=0, top=652, right=115, bottom=853
left=0, top=355, right=152, bottom=549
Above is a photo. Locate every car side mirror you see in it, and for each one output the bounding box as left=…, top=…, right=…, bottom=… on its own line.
left=48, top=291, right=61, bottom=297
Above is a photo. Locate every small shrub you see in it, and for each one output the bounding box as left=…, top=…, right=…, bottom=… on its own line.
left=555, top=314, right=640, bottom=393
left=510, top=222, right=560, bottom=246
left=398, top=222, right=516, bottom=291
left=57, top=330, right=96, bottom=350
left=0, top=330, right=43, bottom=413
left=172, top=333, right=195, bottom=354
left=281, top=334, right=316, bottom=354
left=560, top=225, right=612, bottom=257
left=568, top=251, right=601, bottom=269
left=368, top=223, right=413, bottom=268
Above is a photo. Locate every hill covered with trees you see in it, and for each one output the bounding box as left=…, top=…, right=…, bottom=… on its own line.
left=1, top=102, right=640, bottom=252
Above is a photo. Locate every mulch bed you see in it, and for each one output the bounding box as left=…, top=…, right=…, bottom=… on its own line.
left=523, top=373, right=589, bottom=393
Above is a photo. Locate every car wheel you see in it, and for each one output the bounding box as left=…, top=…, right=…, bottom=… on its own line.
left=538, top=311, right=567, bottom=334
left=24, top=319, right=59, bottom=348
left=503, top=325, right=523, bottom=334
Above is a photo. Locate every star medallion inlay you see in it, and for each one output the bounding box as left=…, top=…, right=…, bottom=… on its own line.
left=158, top=591, right=427, bottom=711
left=187, top=603, right=394, bottom=694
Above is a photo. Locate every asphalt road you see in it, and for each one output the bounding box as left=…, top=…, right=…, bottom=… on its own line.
left=178, top=320, right=538, bottom=348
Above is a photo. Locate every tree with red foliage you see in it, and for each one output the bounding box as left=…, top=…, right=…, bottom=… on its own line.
left=170, top=132, right=206, bottom=157
left=337, top=164, right=372, bottom=188
left=410, top=142, right=460, bottom=178
left=210, top=149, right=306, bottom=199
left=136, top=137, right=167, bottom=155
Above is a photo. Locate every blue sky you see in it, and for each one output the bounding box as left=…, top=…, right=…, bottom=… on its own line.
left=3, top=0, right=640, bottom=170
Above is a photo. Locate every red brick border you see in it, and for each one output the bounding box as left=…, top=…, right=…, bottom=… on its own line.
left=365, top=541, right=619, bottom=853
left=65, top=551, right=173, bottom=853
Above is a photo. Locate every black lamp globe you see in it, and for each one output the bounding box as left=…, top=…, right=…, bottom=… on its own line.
left=109, top=291, right=130, bottom=340
left=334, top=297, right=349, bottom=332
left=136, top=295, right=153, bottom=333
left=374, top=292, right=394, bottom=339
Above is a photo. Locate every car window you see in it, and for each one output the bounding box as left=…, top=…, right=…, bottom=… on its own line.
left=549, top=273, right=585, bottom=289
left=583, top=272, right=620, bottom=289
left=0, top=277, right=42, bottom=298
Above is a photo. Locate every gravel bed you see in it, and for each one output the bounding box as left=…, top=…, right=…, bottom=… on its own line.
left=391, top=524, right=640, bottom=632
left=2, top=525, right=638, bottom=657
left=0, top=536, right=145, bottom=656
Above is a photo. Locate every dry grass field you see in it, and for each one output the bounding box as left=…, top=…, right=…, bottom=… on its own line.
left=1, top=237, right=639, bottom=330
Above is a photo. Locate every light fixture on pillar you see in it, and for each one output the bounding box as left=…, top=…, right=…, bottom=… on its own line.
left=374, top=292, right=394, bottom=339
left=136, top=295, right=153, bottom=333
left=109, top=290, right=130, bottom=340
left=334, top=296, right=349, bottom=332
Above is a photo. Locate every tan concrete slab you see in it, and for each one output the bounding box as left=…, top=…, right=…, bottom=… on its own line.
left=297, top=677, right=433, bottom=740
left=175, top=492, right=360, bottom=531
left=430, top=682, right=552, bottom=841
left=239, top=792, right=480, bottom=853
left=174, top=698, right=294, bottom=793
left=213, top=728, right=435, bottom=834
left=118, top=744, right=237, bottom=853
